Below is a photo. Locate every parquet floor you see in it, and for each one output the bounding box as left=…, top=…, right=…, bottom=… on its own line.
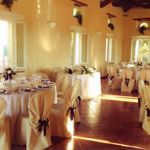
left=13, top=78, right=150, bottom=150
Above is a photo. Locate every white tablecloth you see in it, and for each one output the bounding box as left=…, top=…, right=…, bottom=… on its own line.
left=57, top=72, right=101, bottom=99
left=0, top=83, right=57, bottom=142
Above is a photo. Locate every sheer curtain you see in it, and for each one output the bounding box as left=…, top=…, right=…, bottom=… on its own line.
left=70, top=31, right=88, bottom=65
left=0, top=20, right=14, bottom=71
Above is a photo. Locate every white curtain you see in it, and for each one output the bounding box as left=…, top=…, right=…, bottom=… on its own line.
left=0, top=19, right=15, bottom=71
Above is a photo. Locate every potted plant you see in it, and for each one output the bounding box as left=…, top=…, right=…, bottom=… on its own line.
left=74, top=11, right=82, bottom=25
left=1, top=0, right=16, bottom=10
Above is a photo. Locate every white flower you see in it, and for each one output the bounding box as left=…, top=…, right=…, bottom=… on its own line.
left=7, top=70, right=12, bottom=74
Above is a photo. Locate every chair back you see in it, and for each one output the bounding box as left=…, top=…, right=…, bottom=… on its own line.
left=28, top=91, right=52, bottom=134
left=56, top=73, right=70, bottom=93
left=143, top=85, right=150, bottom=107
left=35, top=72, right=49, bottom=79
left=64, top=80, right=80, bottom=114
left=0, top=97, right=7, bottom=122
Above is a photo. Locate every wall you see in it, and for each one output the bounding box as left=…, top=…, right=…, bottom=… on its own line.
left=0, top=0, right=124, bottom=75
left=84, top=0, right=124, bottom=74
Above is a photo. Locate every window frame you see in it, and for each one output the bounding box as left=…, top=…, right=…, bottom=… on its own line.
left=0, top=11, right=27, bottom=72
left=69, top=26, right=89, bottom=66
left=131, top=36, right=150, bottom=63
left=105, top=33, right=116, bottom=62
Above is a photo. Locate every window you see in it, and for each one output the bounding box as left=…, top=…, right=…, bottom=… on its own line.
left=0, top=20, right=9, bottom=69
left=105, top=34, right=116, bottom=62
left=0, top=12, right=26, bottom=72
left=131, top=36, right=150, bottom=63
left=70, top=30, right=88, bottom=65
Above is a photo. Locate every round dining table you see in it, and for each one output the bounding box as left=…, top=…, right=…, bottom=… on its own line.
left=0, top=82, right=57, bottom=143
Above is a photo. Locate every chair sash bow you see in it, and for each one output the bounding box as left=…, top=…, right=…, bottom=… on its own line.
left=125, top=78, right=130, bottom=86
left=145, top=106, right=150, bottom=117
left=109, top=76, right=114, bottom=80
left=138, top=96, right=141, bottom=108
left=66, top=107, right=76, bottom=120
left=144, top=80, right=149, bottom=86
left=38, top=117, right=49, bottom=136
left=76, top=96, right=81, bottom=106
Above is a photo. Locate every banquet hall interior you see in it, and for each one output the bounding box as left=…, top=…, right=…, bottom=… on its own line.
left=0, top=0, right=150, bottom=150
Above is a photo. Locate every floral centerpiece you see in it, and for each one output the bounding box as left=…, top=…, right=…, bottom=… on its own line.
left=3, top=67, right=16, bottom=80
left=64, top=67, right=73, bottom=74
left=81, top=65, right=96, bottom=74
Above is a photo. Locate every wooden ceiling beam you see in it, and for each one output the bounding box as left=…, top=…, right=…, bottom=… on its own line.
left=71, top=0, right=88, bottom=7
left=133, top=17, right=150, bottom=21
left=100, top=0, right=112, bottom=8
left=107, top=12, right=116, bottom=18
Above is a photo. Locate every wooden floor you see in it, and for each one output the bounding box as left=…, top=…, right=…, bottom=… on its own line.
left=13, top=79, right=150, bottom=150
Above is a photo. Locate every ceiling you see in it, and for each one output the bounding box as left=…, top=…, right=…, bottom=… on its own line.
left=100, top=0, right=150, bottom=12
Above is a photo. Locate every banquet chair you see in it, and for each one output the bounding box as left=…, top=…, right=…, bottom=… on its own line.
left=138, top=69, right=150, bottom=122
left=138, top=80, right=146, bottom=122
left=50, top=79, right=80, bottom=138
left=142, top=85, right=150, bottom=135
left=107, top=65, right=122, bottom=90
left=0, top=97, right=11, bottom=150
left=121, top=68, right=135, bottom=93
left=56, top=73, right=70, bottom=99
left=15, top=91, right=53, bottom=150
left=34, top=72, right=49, bottom=79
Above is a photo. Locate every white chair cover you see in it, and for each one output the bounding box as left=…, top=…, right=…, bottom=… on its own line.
left=108, top=75, right=122, bottom=90
left=140, top=69, right=147, bottom=80
left=50, top=80, right=80, bottom=138
left=139, top=81, right=147, bottom=122
left=56, top=73, right=65, bottom=91
left=107, top=64, right=123, bottom=90
left=0, top=97, right=10, bottom=150
left=142, top=85, right=150, bottom=135
left=16, top=91, right=53, bottom=150
left=34, top=72, right=49, bottom=79
left=56, top=74, right=70, bottom=98
left=121, top=69, right=135, bottom=93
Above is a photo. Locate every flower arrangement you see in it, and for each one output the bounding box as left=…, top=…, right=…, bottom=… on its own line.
left=81, top=65, right=96, bottom=74
left=74, top=11, right=82, bottom=25
left=65, top=68, right=73, bottom=74
left=1, top=0, right=16, bottom=10
left=108, top=22, right=114, bottom=30
left=3, top=67, right=16, bottom=80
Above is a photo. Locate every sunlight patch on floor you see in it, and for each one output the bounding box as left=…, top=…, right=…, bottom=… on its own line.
left=95, top=94, right=138, bottom=103
left=73, top=136, right=144, bottom=149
